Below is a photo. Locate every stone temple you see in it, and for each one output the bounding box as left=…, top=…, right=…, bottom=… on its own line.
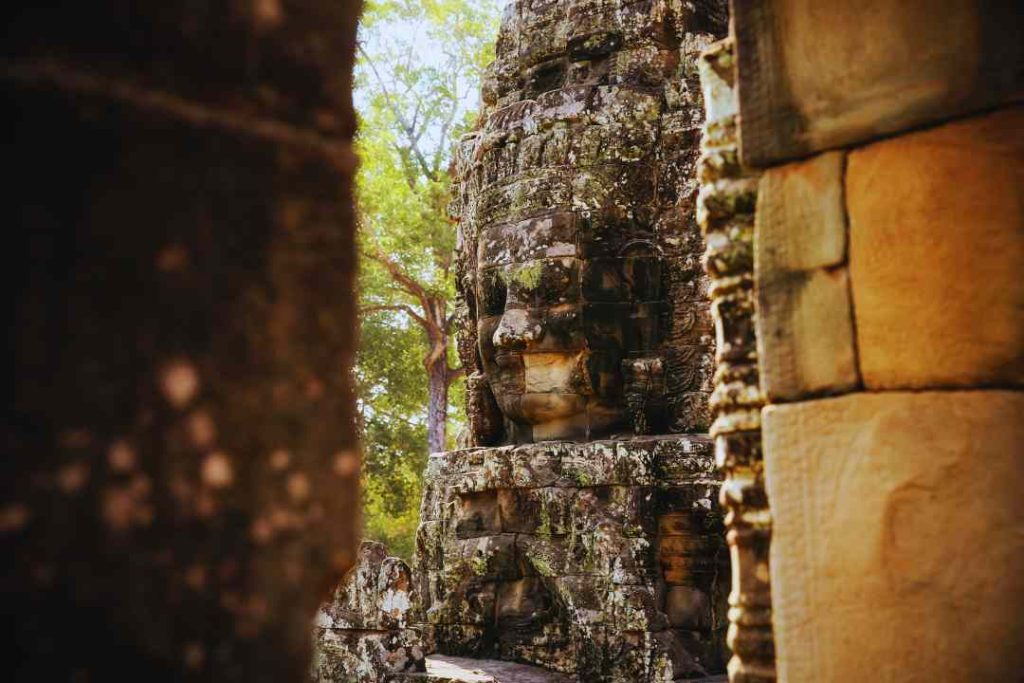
left=5, top=1, right=1021, bottom=682
left=315, top=1, right=734, bottom=681
left=310, top=0, right=1024, bottom=680
left=455, top=0, right=728, bottom=445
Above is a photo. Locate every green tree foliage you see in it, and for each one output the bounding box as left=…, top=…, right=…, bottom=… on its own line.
left=355, top=0, right=499, bottom=559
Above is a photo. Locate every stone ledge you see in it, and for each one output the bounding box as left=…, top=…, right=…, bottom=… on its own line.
left=423, top=435, right=715, bottom=496
left=400, top=655, right=572, bottom=682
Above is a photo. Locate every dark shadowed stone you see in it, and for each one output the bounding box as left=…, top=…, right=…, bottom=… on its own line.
left=457, top=491, right=503, bottom=539
left=3, top=2, right=361, bottom=680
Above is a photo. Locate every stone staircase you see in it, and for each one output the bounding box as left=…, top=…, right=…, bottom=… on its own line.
left=399, top=655, right=570, bottom=682
left=398, top=655, right=728, bottom=683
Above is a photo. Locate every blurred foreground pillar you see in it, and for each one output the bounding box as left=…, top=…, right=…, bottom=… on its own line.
left=2, top=2, right=362, bottom=680
left=730, top=0, right=1024, bottom=681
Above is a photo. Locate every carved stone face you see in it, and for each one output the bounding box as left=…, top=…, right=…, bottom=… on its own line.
left=475, top=210, right=662, bottom=442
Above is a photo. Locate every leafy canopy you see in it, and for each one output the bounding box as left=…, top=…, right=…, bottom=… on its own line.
left=355, top=0, right=499, bottom=559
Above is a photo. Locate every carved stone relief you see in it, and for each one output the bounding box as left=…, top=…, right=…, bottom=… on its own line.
left=452, top=0, right=726, bottom=446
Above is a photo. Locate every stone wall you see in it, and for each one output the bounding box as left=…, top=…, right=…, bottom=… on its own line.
left=728, top=1, right=1024, bottom=681
left=417, top=437, right=729, bottom=680
left=314, top=542, right=427, bottom=681
left=2, top=2, right=362, bottom=679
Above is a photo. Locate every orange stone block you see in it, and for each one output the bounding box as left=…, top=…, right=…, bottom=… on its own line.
left=847, top=107, right=1024, bottom=390
left=764, top=391, right=1024, bottom=682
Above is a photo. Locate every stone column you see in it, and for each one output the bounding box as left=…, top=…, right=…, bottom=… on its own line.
left=730, top=1, right=1024, bottom=680
left=2, top=2, right=362, bottom=680
left=696, top=39, right=774, bottom=683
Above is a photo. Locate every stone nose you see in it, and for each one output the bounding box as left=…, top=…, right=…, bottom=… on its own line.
left=493, top=308, right=540, bottom=351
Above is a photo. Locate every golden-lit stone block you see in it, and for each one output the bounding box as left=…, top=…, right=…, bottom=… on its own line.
left=733, top=0, right=1023, bottom=165
left=847, top=107, right=1024, bottom=390
left=757, top=151, right=847, bottom=272
left=763, top=391, right=1024, bottom=682
left=755, top=151, right=860, bottom=402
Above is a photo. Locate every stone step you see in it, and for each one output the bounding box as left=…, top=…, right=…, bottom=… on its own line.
left=398, top=656, right=728, bottom=683
left=399, top=655, right=570, bottom=683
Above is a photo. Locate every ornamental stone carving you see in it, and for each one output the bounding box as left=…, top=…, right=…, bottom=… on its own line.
left=452, top=0, right=727, bottom=446
left=417, top=1, right=732, bottom=681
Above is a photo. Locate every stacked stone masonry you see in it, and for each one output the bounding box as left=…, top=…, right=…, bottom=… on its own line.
left=415, top=0, right=735, bottom=680
left=416, top=436, right=729, bottom=681
left=732, top=0, right=1024, bottom=680
left=695, top=39, right=774, bottom=683
left=313, top=542, right=427, bottom=681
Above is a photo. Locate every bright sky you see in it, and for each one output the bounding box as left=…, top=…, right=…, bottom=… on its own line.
left=353, top=1, right=502, bottom=160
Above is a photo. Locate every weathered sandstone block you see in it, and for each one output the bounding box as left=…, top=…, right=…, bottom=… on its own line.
left=756, top=268, right=858, bottom=402
left=313, top=541, right=427, bottom=682
left=732, top=0, right=1024, bottom=165
left=763, top=391, right=1024, bottom=682
left=755, top=152, right=847, bottom=273
left=847, top=107, right=1024, bottom=390
left=755, top=151, right=860, bottom=402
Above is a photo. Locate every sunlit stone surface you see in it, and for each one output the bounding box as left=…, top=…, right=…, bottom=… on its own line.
left=452, top=0, right=727, bottom=446
left=317, top=1, right=731, bottom=680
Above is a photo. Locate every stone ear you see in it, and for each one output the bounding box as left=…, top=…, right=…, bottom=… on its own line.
left=467, top=371, right=504, bottom=447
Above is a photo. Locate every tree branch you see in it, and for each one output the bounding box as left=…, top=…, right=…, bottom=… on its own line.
left=363, top=249, right=445, bottom=341
left=357, top=41, right=438, bottom=183
left=445, top=365, right=466, bottom=386
left=365, top=250, right=426, bottom=301
left=360, top=304, right=429, bottom=330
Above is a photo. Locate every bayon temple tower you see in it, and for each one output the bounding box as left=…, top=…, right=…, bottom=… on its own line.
left=333, top=0, right=733, bottom=680
left=314, top=0, right=1024, bottom=681
left=434, top=0, right=731, bottom=677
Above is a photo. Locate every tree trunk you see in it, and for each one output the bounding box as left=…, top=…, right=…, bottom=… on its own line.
left=426, top=354, right=448, bottom=454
